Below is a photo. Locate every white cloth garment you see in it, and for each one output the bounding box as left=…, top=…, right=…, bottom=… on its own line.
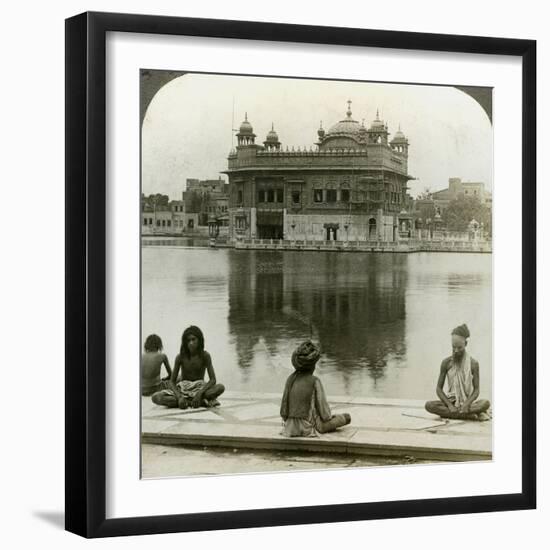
left=446, top=352, right=473, bottom=407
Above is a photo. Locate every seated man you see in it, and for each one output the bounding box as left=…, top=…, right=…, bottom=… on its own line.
left=141, top=334, right=172, bottom=397
left=425, top=324, right=491, bottom=421
left=280, top=340, right=351, bottom=437
left=151, top=325, right=225, bottom=409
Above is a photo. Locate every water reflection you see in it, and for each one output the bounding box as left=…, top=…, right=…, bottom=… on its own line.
left=142, top=248, right=492, bottom=399
left=228, top=251, right=408, bottom=392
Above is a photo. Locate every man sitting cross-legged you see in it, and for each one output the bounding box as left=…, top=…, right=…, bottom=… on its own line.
left=151, top=325, right=225, bottom=409
left=425, top=324, right=491, bottom=421
left=280, top=340, right=351, bottom=437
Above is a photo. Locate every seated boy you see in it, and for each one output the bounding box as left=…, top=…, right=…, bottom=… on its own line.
left=141, top=334, right=172, bottom=397
left=151, top=325, right=225, bottom=409
left=280, top=340, right=351, bottom=437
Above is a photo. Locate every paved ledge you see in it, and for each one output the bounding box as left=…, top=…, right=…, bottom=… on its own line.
left=141, top=391, right=492, bottom=462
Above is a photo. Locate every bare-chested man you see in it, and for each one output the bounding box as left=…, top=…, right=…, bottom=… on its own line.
left=141, top=334, right=172, bottom=396
left=280, top=340, right=351, bottom=437
left=151, top=325, right=225, bottom=409
left=425, top=324, right=491, bottom=421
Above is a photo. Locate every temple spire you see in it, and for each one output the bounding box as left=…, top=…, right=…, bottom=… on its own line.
left=317, top=120, right=325, bottom=140
left=346, top=99, right=352, bottom=117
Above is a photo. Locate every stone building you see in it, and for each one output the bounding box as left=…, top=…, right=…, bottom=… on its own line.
left=184, top=177, right=229, bottom=226
left=141, top=210, right=174, bottom=234
left=141, top=199, right=199, bottom=234
left=431, top=177, right=492, bottom=211
left=224, top=102, right=414, bottom=243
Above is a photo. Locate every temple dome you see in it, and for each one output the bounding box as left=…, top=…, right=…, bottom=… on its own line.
left=239, top=113, right=254, bottom=135
left=326, top=101, right=362, bottom=137
left=391, top=127, right=407, bottom=143
left=327, top=118, right=362, bottom=136
left=265, top=123, right=279, bottom=142
left=370, top=110, right=385, bottom=130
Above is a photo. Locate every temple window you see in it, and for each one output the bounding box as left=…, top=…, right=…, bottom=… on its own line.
left=341, top=189, right=350, bottom=202
left=314, top=189, right=323, bottom=202
left=327, top=189, right=337, bottom=202
left=292, top=191, right=301, bottom=204
left=276, top=189, right=283, bottom=202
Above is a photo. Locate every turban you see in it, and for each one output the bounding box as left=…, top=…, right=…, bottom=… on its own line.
left=291, top=340, right=321, bottom=371
left=451, top=324, right=470, bottom=339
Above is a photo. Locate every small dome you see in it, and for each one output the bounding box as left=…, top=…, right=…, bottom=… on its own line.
left=265, top=123, right=279, bottom=142
left=391, top=126, right=407, bottom=143
left=370, top=109, right=385, bottom=130
left=239, top=113, right=254, bottom=135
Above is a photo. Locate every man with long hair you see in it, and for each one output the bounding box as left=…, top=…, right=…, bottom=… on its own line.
left=151, top=325, right=225, bottom=409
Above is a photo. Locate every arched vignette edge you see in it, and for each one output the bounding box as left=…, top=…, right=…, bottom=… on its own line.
left=140, top=71, right=492, bottom=126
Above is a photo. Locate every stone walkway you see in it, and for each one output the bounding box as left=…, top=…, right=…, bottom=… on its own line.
left=142, top=391, right=492, bottom=462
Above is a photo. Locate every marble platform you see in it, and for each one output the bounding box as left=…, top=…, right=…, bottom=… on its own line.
left=141, top=391, right=492, bottom=462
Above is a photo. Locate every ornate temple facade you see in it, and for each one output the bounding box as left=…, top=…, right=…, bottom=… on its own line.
left=224, top=101, right=414, bottom=243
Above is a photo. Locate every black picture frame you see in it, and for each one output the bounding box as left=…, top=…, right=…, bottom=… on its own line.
left=65, top=11, right=536, bottom=538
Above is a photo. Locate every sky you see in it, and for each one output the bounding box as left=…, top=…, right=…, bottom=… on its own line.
left=141, top=73, right=493, bottom=200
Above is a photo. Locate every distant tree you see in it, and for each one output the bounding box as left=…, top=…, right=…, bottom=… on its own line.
left=442, top=195, right=491, bottom=233
left=152, top=193, right=169, bottom=208
left=142, top=193, right=170, bottom=211
left=417, top=187, right=433, bottom=200
left=414, top=198, right=437, bottom=222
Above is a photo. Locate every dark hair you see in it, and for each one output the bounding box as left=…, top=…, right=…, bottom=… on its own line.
left=451, top=323, right=470, bottom=340
left=297, top=365, right=316, bottom=375
left=180, top=325, right=205, bottom=359
left=144, top=334, right=163, bottom=352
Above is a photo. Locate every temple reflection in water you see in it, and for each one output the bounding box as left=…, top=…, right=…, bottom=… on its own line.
left=141, top=246, right=492, bottom=399
left=227, top=250, right=408, bottom=391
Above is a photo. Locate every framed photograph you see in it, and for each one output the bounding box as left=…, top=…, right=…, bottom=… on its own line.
left=65, top=11, right=536, bottom=538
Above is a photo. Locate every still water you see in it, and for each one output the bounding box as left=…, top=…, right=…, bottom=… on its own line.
left=142, top=248, right=492, bottom=401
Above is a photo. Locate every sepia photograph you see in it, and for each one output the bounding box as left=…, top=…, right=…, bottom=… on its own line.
left=140, top=71, right=493, bottom=479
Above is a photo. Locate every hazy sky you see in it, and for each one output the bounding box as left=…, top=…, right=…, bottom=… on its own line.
left=142, top=73, right=493, bottom=200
